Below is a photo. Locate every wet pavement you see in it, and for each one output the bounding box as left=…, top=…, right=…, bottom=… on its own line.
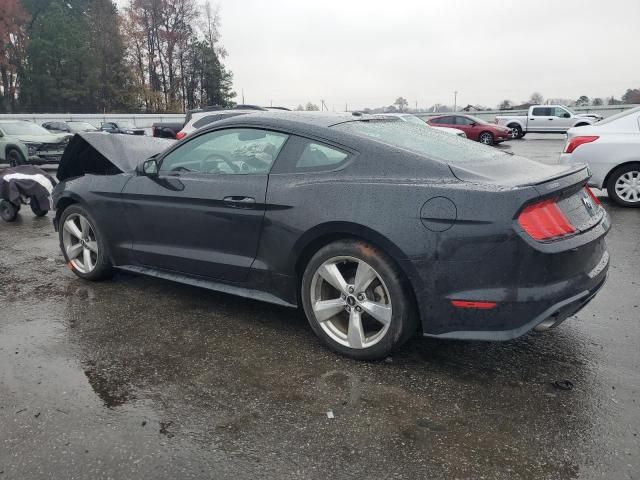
left=1, top=136, right=639, bottom=479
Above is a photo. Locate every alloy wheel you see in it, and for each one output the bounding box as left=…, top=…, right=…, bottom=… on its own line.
left=614, top=170, right=640, bottom=203
left=62, top=213, right=99, bottom=273
left=310, top=256, right=392, bottom=349
left=479, top=132, right=493, bottom=145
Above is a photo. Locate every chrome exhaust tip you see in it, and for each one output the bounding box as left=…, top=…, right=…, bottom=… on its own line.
left=534, top=319, right=556, bottom=332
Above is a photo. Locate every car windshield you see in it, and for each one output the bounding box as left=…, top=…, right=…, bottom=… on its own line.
left=563, top=106, right=577, bottom=115
left=592, top=106, right=640, bottom=126
left=333, top=120, right=506, bottom=164
left=118, top=121, right=137, bottom=129
left=1, top=122, right=51, bottom=136
left=68, top=121, right=98, bottom=131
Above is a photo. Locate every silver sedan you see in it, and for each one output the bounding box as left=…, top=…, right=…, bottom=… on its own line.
left=560, top=106, right=640, bottom=207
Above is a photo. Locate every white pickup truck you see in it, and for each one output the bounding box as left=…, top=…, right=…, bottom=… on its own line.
left=495, top=105, right=602, bottom=139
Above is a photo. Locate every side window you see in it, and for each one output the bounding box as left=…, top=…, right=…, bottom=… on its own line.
left=455, top=116, right=472, bottom=125
left=160, top=128, right=288, bottom=175
left=296, top=141, right=349, bottom=170
left=435, top=116, right=453, bottom=125
left=531, top=107, right=551, bottom=116
left=554, top=107, right=570, bottom=118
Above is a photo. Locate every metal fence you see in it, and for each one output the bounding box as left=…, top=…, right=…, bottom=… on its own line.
left=416, top=104, right=638, bottom=122
left=0, top=104, right=637, bottom=128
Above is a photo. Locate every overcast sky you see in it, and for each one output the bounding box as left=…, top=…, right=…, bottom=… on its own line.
left=124, top=0, right=640, bottom=110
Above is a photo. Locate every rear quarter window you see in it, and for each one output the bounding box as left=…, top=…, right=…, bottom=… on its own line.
left=296, top=142, right=348, bottom=169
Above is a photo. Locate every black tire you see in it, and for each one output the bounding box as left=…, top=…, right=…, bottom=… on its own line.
left=508, top=124, right=523, bottom=139
left=478, top=131, right=494, bottom=145
left=58, top=204, right=113, bottom=280
left=6, top=148, right=26, bottom=167
left=0, top=200, right=19, bottom=222
left=606, top=164, right=640, bottom=208
left=301, top=239, right=418, bottom=360
left=30, top=200, right=48, bottom=217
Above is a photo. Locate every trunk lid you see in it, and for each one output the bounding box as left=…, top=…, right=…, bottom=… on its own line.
left=449, top=154, right=588, bottom=188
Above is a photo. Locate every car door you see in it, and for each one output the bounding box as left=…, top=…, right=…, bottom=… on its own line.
left=120, top=127, right=289, bottom=282
left=552, top=107, right=573, bottom=131
left=529, top=107, right=553, bottom=132
left=452, top=116, right=476, bottom=139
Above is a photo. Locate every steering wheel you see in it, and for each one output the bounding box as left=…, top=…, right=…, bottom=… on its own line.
left=203, top=153, right=240, bottom=173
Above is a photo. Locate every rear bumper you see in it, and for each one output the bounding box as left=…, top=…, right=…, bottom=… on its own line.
left=423, top=262, right=608, bottom=341
left=412, top=213, right=610, bottom=341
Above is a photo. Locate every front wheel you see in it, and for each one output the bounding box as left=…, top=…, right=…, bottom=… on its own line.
left=301, top=240, right=417, bottom=360
left=478, top=131, right=494, bottom=145
left=7, top=148, right=26, bottom=167
left=0, top=200, right=19, bottom=222
left=59, top=204, right=113, bottom=280
left=607, top=165, right=640, bottom=207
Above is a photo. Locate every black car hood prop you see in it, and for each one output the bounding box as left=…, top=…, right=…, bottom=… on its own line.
left=57, top=132, right=174, bottom=181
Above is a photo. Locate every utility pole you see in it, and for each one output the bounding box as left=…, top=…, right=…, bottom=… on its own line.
left=453, top=91, right=458, bottom=112
left=241, top=89, right=245, bottom=104
left=345, top=102, right=348, bottom=112
left=415, top=100, right=418, bottom=112
left=270, top=99, right=273, bottom=107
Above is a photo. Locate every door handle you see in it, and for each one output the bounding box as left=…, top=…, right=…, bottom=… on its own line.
left=223, top=196, right=256, bottom=208
left=548, top=118, right=554, bottom=121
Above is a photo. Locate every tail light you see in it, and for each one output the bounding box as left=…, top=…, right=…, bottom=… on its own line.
left=563, top=136, right=598, bottom=154
left=518, top=199, right=576, bottom=241
left=176, top=131, right=187, bottom=140
left=585, top=186, right=601, bottom=205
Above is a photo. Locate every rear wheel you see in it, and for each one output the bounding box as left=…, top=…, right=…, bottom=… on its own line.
left=301, top=240, right=417, bottom=360
left=508, top=124, right=523, bottom=139
left=59, top=205, right=113, bottom=280
left=30, top=200, right=48, bottom=217
left=7, top=148, right=26, bottom=167
left=0, top=200, right=19, bottom=222
left=607, top=164, right=640, bottom=207
left=478, top=131, right=494, bottom=145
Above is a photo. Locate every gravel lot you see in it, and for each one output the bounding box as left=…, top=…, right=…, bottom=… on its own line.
left=1, top=135, right=638, bottom=479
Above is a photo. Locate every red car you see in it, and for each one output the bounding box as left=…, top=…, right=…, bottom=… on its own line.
left=427, top=114, right=512, bottom=145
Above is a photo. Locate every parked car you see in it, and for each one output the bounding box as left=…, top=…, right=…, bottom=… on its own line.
left=53, top=113, right=610, bottom=360
left=559, top=106, right=640, bottom=207
left=151, top=122, right=184, bottom=139
left=373, top=113, right=467, bottom=137
left=43, top=120, right=99, bottom=134
left=427, top=114, right=511, bottom=145
left=0, top=120, right=71, bottom=166
left=176, top=109, right=259, bottom=140
left=100, top=121, right=145, bottom=136
left=495, top=105, right=602, bottom=139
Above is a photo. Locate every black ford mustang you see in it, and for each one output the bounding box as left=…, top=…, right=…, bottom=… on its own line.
left=52, top=112, right=610, bottom=360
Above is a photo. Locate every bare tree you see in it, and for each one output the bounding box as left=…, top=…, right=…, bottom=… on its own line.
left=529, top=92, right=544, bottom=105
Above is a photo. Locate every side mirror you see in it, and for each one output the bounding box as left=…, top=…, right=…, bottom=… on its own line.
left=140, top=158, right=159, bottom=176
left=469, top=122, right=477, bottom=126
left=563, top=113, right=571, bottom=118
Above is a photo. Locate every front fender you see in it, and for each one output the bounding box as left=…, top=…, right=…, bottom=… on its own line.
left=3, top=141, right=29, bottom=161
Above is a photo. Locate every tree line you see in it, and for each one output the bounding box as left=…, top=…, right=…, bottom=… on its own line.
left=0, top=0, right=235, bottom=114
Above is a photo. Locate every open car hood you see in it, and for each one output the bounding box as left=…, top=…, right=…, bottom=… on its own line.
left=57, top=132, right=174, bottom=181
